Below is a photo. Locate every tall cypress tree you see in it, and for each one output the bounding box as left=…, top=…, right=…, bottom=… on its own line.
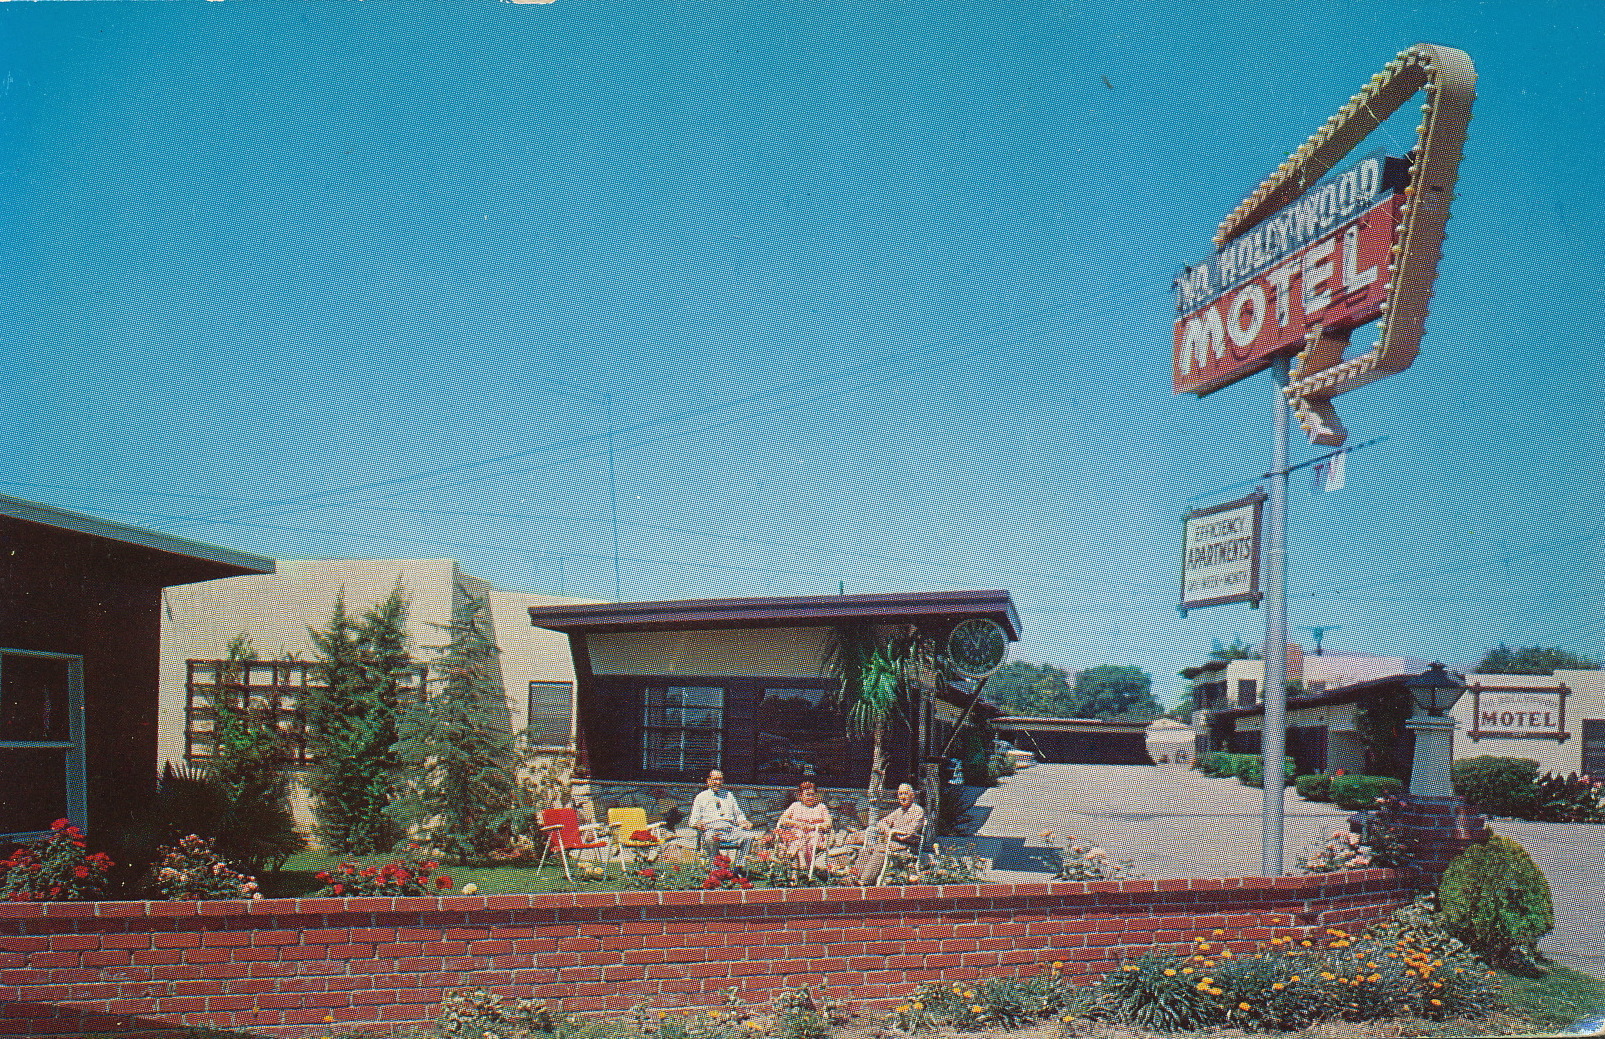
left=305, top=587, right=410, bottom=854
left=388, top=593, right=521, bottom=863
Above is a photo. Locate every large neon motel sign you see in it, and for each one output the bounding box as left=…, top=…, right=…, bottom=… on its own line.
left=1172, top=44, right=1475, bottom=447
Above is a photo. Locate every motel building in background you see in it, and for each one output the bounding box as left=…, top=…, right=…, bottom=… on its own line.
left=1187, top=646, right=1605, bottom=783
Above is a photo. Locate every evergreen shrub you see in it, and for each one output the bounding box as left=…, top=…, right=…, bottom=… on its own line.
left=1438, top=832, right=1554, bottom=966
left=1329, top=774, right=1402, bottom=810
left=1452, top=756, right=1542, bottom=818
left=1295, top=773, right=1333, bottom=802
left=1241, top=756, right=1297, bottom=788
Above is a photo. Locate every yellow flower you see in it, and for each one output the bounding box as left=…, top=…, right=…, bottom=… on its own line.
left=1220, top=949, right=1232, bottom=958
left=1272, top=982, right=1285, bottom=990
left=911, top=1002, right=923, bottom=1010
left=1181, top=967, right=1193, bottom=974
left=1289, top=975, right=1301, bottom=983
left=1238, top=1002, right=1252, bottom=1011
left=1431, top=998, right=1443, bottom=1007
left=1123, top=964, right=1140, bottom=972
left=1320, top=972, right=1335, bottom=980
left=1301, top=940, right=1312, bottom=947
left=1164, top=969, right=1177, bottom=977
left=1212, top=928, right=1225, bottom=936
left=970, top=1005, right=983, bottom=1013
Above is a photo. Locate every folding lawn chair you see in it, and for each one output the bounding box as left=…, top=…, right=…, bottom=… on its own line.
left=608, top=806, right=667, bottom=866
left=537, top=807, right=610, bottom=883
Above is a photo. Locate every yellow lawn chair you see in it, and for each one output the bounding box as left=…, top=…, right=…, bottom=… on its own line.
left=608, top=806, right=667, bottom=866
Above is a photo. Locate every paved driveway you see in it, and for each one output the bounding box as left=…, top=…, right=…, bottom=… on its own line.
left=954, top=763, right=1605, bottom=979
left=957, top=762, right=1350, bottom=879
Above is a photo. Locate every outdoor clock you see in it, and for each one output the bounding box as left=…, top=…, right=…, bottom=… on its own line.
left=945, top=618, right=1008, bottom=680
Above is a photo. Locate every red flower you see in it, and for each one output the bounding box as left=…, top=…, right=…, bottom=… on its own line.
left=436, top=876, right=452, bottom=889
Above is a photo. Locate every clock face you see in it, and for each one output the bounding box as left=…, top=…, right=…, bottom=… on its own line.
left=946, top=618, right=1007, bottom=680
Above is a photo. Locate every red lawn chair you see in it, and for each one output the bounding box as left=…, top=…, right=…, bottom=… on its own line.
left=537, top=807, right=609, bottom=883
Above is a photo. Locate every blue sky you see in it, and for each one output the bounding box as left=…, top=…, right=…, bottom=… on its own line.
left=3, top=1, right=1602, bottom=704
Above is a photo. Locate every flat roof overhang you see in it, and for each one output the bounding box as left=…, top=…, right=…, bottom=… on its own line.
left=1, top=494, right=275, bottom=585
left=992, top=716, right=1153, bottom=735
left=527, top=589, right=1021, bottom=639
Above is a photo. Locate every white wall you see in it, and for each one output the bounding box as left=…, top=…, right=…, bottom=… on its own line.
left=1450, top=670, right=1605, bottom=776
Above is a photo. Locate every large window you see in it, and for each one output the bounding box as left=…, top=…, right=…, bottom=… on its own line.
left=641, top=685, right=722, bottom=773
left=1584, top=720, right=1605, bottom=779
left=527, top=680, right=574, bottom=746
left=754, top=686, right=846, bottom=781
left=0, top=649, right=85, bottom=838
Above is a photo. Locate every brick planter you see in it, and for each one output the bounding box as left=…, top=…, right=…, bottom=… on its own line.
left=1392, top=795, right=1488, bottom=879
left=0, top=871, right=1418, bottom=1037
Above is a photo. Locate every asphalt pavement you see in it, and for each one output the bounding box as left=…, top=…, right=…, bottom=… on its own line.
left=955, top=761, right=1350, bottom=879
left=951, top=762, right=1605, bottom=979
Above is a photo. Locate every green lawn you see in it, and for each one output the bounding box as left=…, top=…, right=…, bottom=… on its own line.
left=260, top=851, right=612, bottom=898
left=1496, top=958, right=1605, bottom=1031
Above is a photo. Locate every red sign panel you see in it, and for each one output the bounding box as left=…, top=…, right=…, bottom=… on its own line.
left=1173, top=191, right=1400, bottom=396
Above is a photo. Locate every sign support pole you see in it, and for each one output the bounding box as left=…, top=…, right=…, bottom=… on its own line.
left=1262, top=356, right=1290, bottom=876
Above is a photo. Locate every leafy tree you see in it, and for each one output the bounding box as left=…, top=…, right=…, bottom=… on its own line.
left=305, top=587, right=411, bottom=854
left=388, top=593, right=523, bottom=862
left=1069, top=666, right=1159, bottom=720
left=206, top=635, right=290, bottom=800
left=982, top=660, right=1078, bottom=716
left=1476, top=643, right=1601, bottom=675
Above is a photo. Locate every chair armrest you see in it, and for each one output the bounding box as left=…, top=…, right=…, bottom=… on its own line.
left=540, top=823, right=564, bottom=833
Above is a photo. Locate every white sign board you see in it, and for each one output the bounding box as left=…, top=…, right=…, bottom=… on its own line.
left=1180, top=491, right=1264, bottom=615
left=1469, top=687, right=1569, bottom=741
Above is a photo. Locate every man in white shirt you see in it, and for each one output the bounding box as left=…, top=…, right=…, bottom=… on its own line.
left=688, top=769, right=760, bottom=865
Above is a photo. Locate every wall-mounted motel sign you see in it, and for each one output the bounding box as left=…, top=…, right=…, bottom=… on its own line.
left=1180, top=491, right=1265, bottom=616
left=1468, top=683, right=1571, bottom=742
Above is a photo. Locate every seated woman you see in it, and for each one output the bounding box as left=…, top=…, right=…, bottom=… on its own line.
left=774, top=780, right=833, bottom=873
left=854, top=783, right=926, bottom=884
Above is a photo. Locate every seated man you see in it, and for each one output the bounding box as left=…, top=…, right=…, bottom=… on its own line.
left=855, top=783, right=926, bottom=884
left=688, top=769, right=762, bottom=866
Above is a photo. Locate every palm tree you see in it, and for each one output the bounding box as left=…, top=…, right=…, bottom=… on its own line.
left=824, top=624, right=920, bottom=829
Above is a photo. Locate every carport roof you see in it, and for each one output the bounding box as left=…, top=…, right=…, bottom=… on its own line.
left=527, top=589, right=1020, bottom=638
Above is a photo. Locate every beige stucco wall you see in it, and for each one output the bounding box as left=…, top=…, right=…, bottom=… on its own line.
left=157, top=559, right=584, bottom=769
left=585, top=627, right=835, bottom=678
left=1450, top=670, right=1605, bottom=776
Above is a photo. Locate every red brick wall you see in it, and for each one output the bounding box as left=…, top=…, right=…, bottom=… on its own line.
left=0, top=871, right=1416, bottom=1037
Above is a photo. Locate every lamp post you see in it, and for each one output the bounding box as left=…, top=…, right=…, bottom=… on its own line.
left=1389, top=662, right=1487, bottom=879
left=1403, top=663, right=1466, bottom=799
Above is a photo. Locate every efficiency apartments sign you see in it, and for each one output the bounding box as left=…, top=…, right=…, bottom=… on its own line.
left=1180, top=491, right=1264, bottom=615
